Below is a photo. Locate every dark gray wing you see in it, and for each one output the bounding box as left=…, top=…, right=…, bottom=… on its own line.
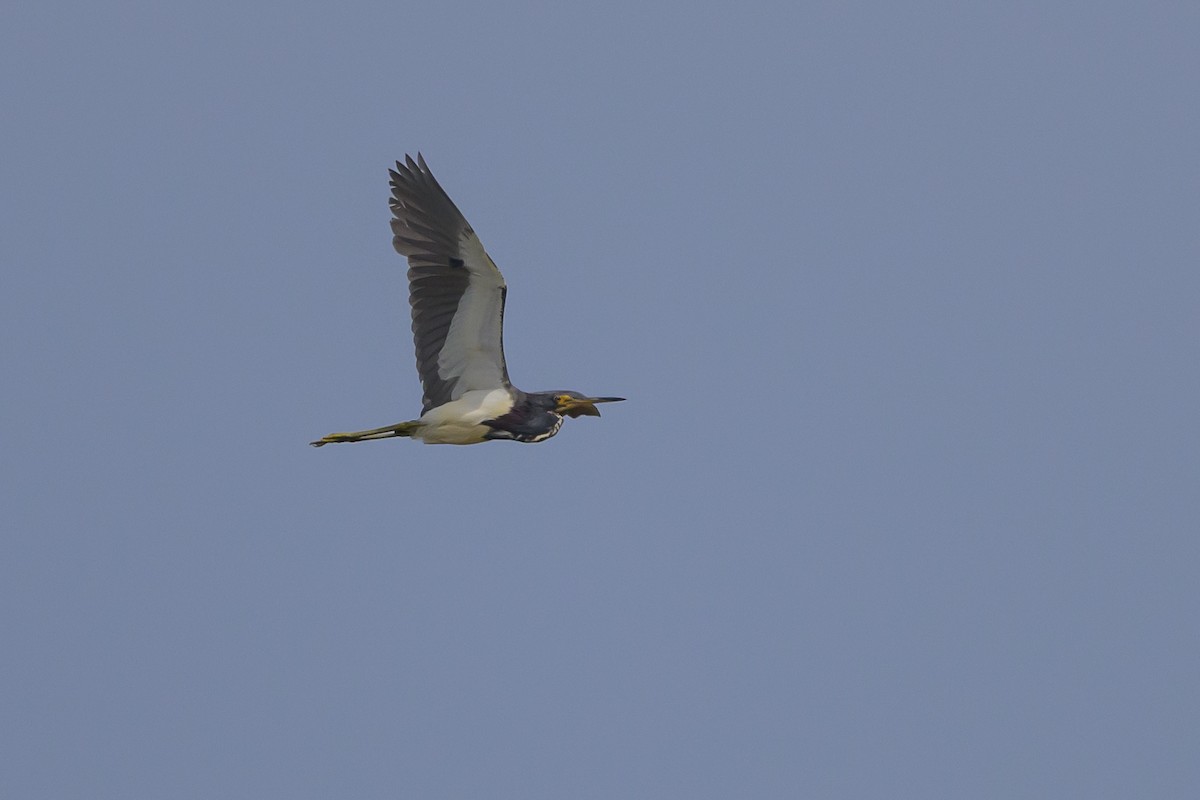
left=389, top=154, right=510, bottom=414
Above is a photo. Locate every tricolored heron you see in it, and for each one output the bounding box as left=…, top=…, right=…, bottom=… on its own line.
left=312, top=154, right=624, bottom=447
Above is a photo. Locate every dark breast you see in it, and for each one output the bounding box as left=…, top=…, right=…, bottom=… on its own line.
left=484, top=402, right=564, bottom=443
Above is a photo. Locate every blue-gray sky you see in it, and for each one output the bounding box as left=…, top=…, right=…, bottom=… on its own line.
left=3, top=1, right=1198, bottom=797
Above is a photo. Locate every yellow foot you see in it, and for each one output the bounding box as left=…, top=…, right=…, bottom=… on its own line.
left=310, top=432, right=354, bottom=447
left=309, top=421, right=420, bottom=447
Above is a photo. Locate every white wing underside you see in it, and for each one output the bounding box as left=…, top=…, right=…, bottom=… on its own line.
left=389, top=154, right=512, bottom=414
left=438, top=231, right=507, bottom=399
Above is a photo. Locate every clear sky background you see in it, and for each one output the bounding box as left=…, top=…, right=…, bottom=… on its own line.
left=3, top=2, right=1198, bottom=797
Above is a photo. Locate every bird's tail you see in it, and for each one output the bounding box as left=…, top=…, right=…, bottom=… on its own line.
left=310, top=421, right=421, bottom=447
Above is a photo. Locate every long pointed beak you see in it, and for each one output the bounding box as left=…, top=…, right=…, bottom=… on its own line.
left=565, top=396, right=625, bottom=418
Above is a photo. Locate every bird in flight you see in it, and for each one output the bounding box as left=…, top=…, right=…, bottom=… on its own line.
left=312, top=154, right=624, bottom=447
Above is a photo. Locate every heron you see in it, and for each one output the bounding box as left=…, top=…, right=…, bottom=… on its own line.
left=311, top=154, right=624, bottom=447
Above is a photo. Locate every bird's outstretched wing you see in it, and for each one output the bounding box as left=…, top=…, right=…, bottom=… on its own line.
left=389, top=154, right=511, bottom=414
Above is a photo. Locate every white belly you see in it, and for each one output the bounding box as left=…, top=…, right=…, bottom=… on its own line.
left=413, top=388, right=512, bottom=445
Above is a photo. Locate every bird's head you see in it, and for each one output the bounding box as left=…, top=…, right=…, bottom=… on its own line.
left=548, top=391, right=626, bottom=418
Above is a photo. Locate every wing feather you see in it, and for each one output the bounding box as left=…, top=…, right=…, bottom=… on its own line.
left=389, top=154, right=511, bottom=413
